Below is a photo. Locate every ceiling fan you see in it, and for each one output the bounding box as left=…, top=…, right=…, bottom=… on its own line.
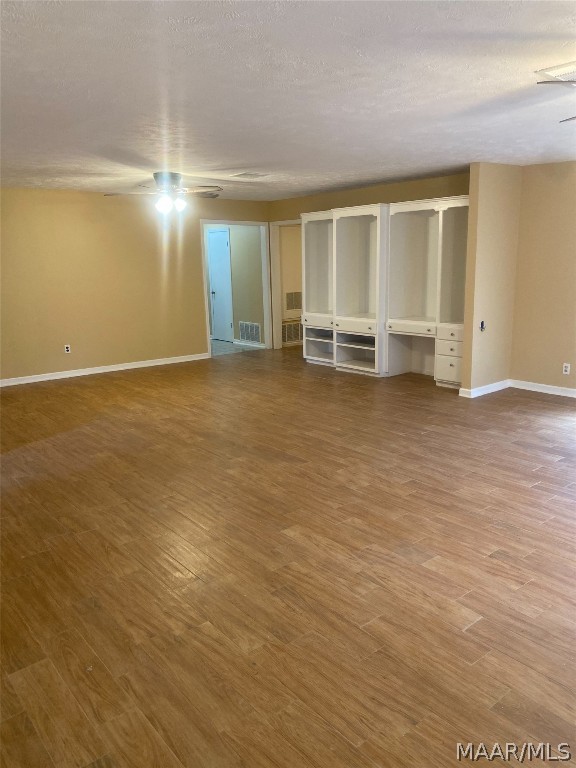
left=537, top=80, right=576, bottom=123
left=104, top=171, right=223, bottom=211
left=536, top=62, right=576, bottom=122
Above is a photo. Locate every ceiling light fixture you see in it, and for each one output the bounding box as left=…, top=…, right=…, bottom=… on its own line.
left=174, top=197, right=187, bottom=212
left=155, top=193, right=188, bottom=213
left=155, top=194, right=174, bottom=214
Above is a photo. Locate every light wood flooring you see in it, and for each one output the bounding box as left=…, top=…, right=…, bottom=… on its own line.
left=1, top=348, right=575, bottom=767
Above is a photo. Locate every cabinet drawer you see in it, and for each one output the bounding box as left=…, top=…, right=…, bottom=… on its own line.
left=334, top=317, right=377, bottom=334
left=386, top=319, right=436, bottom=336
left=435, top=355, right=462, bottom=383
left=436, top=339, right=463, bottom=358
left=437, top=324, right=463, bottom=342
left=302, top=313, right=333, bottom=329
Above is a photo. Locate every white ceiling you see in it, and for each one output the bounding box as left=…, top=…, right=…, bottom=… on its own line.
left=1, top=1, right=575, bottom=200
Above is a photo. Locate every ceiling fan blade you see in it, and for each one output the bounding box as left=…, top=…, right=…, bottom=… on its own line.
left=103, top=192, right=158, bottom=197
left=559, top=115, right=576, bottom=123
left=537, top=80, right=576, bottom=85
left=178, top=186, right=223, bottom=194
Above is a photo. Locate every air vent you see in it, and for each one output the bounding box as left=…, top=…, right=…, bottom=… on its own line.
left=239, top=321, right=261, bottom=344
left=282, top=321, right=303, bottom=345
left=285, top=291, right=302, bottom=311
left=536, top=61, right=576, bottom=81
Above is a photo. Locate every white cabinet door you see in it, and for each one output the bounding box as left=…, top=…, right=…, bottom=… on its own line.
left=435, top=355, right=462, bottom=383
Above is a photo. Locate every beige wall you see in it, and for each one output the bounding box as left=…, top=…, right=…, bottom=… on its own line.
left=228, top=225, right=265, bottom=340
left=269, top=172, right=470, bottom=220
left=3, top=165, right=573, bottom=391
left=461, top=163, right=523, bottom=390
left=278, top=224, right=302, bottom=319
left=511, top=162, right=576, bottom=389
left=0, top=189, right=268, bottom=379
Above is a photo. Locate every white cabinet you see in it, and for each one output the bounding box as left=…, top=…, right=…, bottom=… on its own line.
left=302, top=204, right=389, bottom=375
left=436, top=339, right=463, bottom=356
left=435, top=354, right=462, bottom=384
left=301, top=196, right=468, bottom=387
left=386, top=196, right=469, bottom=388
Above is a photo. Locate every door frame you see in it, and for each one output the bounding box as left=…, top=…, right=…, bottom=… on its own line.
left=201, top=220, right=272, bottom=355
left=269, top=219, right=301, bottom=349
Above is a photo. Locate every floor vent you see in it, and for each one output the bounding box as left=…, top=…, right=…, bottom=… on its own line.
left=286, top=291, right=303, bottom=311
left=239, top=321, right=261, bottom=344
left=282, top=320, right=303, bottom=345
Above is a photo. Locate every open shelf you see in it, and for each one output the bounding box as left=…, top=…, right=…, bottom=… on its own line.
left=305, top=327, right=333, bottom=342
left=336, top=332, right=376, bottom=349
left=389, top=209, right=439, bottom=322
left=336, top=345, right=376, bottom=371
left=439, top=206, right=468, bottom=324
left=305, top=338, right=334, bottom=363
left=304, top=219, right=333, bottom=315
left=337, top=358, right=377, bottom=372
left=335, top=215, right=378, bottom=319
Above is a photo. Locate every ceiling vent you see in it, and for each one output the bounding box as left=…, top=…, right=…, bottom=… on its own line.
left=536, top=61, right=576, bottom=81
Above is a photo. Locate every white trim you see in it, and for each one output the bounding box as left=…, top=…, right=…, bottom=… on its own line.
left=0, top=353, right=210, bottom=388
left=390, top=195, right=469, bottom=214
left=201, top=219, right=272, bottom=350
left=459, top=378, right=576, bottom=399
left=509, top=379, right=576, bottom=399
left=232, top=339, right=265, bottom=348
left=459, top=380, right=510, bottom=398
left=199, top=224, right=214, bottom=356
left=260, top=225, right=273, bottom=349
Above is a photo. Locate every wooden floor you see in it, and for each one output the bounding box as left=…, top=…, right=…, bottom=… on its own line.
left=1, top=348, right=575, bottom=767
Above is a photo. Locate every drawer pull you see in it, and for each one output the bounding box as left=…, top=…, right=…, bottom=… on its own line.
left=450, top=347, right=455, bottom=352
left=335, top=323, right=340, bottom=327
left=304, top=317, right=308, bottom=322
left=368, top=326, right=372, bottom=331
left=387, top=324, right=392, bottom=329
left=450, top=363, right=454, bottom=367
left=450, top=332, right=455, bottom=337
left=330, top=321, right=333, bottom=325
left=427, top=328, right=432, bottom=332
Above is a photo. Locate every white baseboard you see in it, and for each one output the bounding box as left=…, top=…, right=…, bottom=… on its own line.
left=509, top=379, right=576, bottom=399
left=0, top=353, right=210, bottom=388
left=459, top=380, right=510, bottom=398
left=233, top=339, right=265, bottom=348
left=460, top=378, right=576, bottom=399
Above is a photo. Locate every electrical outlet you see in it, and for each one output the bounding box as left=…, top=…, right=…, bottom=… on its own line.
left=562, top=363, right=570, bottom=375
left=64, top=344, right=71, bottom=353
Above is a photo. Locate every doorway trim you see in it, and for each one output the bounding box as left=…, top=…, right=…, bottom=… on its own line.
left=269, top=219, right=301, bottom=350
left=200, top=220, right=272, bottom=355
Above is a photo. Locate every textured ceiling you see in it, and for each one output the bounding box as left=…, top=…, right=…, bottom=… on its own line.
left=1, top=1, right=575, bottom=200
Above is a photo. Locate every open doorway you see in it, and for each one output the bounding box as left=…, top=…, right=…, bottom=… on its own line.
left=270, top=220, right=303, bottom=349
left=202, top=221, right=272, bottom=356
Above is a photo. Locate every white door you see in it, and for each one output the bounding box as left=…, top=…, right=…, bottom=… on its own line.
left=207, top=228, right=234, bottom=342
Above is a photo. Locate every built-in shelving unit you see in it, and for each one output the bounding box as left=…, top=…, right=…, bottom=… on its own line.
left=302, top=204, right=388, bottom=376
left=386, top=196, right=469, bottom=387
left=301, top=196, right=468, bottom=386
